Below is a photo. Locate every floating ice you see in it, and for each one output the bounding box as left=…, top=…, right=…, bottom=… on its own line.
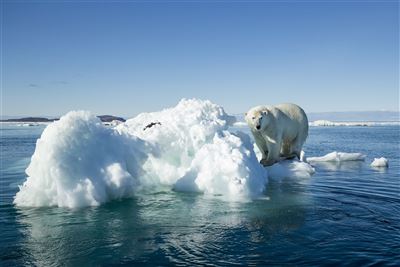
left=309, top=120, right=370, bottom=126
left=14, top=111, right=148, bottom=208
left=309, top=120, right=400, bottom=127
left=309, top=120, right=337, bottom=126
left=307, top=151, right=366, bottom=162
left=14, top=99, right=268, bottom=208
left=266, top=160, right=315, bottom=180
left=370, top=157, right=389, bottom=168
left=253, top=145, right=314, bottom=179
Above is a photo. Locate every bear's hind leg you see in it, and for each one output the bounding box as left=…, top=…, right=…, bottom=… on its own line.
left=280, top=139, right=298, bottom=160
left=291, top=136, right=305, bottom=160
left=280, top=139, right=291, bottom=157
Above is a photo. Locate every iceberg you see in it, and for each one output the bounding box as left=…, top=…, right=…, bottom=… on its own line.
left=14, top=99, right=268, bottom=208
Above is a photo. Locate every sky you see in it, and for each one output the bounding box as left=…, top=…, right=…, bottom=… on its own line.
left=2, top=0, right=399, bottom=117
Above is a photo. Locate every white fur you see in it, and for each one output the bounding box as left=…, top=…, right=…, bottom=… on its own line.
left=245, top=103, right=309, bottom=166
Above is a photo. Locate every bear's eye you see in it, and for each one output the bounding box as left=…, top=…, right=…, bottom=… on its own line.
left=252, top=117, right=255, bottom=120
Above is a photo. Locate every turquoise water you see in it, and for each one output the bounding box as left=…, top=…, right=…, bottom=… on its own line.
left=1, top=124, right=399, bottom=266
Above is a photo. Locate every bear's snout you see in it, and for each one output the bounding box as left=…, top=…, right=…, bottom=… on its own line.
left=256, top=125, right=261, bottom=130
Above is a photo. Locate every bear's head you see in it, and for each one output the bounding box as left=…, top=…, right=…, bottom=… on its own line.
left=245, top=106, right=271, bottom=131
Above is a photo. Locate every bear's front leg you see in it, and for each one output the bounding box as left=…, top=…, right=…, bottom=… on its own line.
left=260, top=158, right=272, bottom=166
left=262, top=139, right=281, bottom=166
left=260, top=150, right=268, bottom=162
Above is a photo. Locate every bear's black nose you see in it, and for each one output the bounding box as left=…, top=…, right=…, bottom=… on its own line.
left=256, top=125, right=261, bottom=130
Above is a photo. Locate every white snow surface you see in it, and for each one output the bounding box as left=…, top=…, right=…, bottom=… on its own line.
left=14, top=111, right=148, bottom=208
left=370, top=157, right=389, bottom=168
left=116, top=99, right=266, bottom=200
left=307, top=151, right=366, bottom=162
left=173, top=132, right=267, bottom=201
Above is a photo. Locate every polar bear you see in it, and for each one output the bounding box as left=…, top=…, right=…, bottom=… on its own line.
left=245, top=103, right=308, bottom=166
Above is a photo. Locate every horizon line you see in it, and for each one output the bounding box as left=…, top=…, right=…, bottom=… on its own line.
left=1, top=109, right=399, bottom=119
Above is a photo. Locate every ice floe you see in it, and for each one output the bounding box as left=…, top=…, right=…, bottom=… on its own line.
left=370, top=157, right=389, bottom=168
left=307, top=151, right=366, bottom=162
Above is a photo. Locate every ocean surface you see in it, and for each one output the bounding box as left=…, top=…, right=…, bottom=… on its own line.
left=1, top=124, right=399, bottom=266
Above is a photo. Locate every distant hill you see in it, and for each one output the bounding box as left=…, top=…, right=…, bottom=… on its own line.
left=1, top=115, right=126, bottom=123
left=97, top=115, right=126, bottom=122
left=1, top=117, right=56, bottom=122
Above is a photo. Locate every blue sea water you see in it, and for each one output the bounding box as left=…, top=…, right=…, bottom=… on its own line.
left=1, top=124, right=399, bottom=266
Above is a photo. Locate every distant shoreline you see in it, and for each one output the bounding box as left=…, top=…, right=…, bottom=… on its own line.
left=0, top=115, right=126, bottom=123
left=0, top=117, right=57, bottom=123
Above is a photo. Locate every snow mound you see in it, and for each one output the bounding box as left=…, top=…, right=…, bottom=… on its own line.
left=14, top=111, right=148, bottom=208
left=117, top=99, right=266, bottom=199
left=370, top=157, right=389, bottom=168
left=174, top=131, right=267, bottom=200
left=307, top=151, right=366, bottom=162
left=116, top=99, right=238, bottom=185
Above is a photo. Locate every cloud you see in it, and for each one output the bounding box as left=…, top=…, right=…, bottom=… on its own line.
left=52, top=80, right=69, bottom=85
